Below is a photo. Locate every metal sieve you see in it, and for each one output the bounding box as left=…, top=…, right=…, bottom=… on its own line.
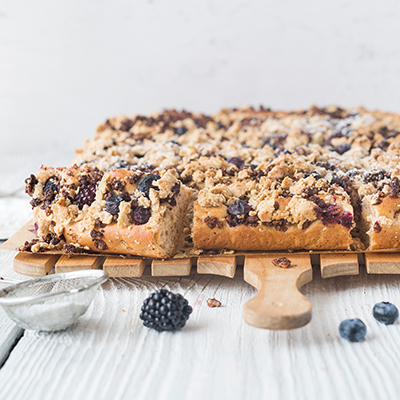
left=0, top=270, right=108, bottom=331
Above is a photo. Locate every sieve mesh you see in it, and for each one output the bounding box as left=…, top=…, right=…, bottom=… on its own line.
left=1, top=276, right=101, bottom=299
left=0, top=270, right=108, bottom=331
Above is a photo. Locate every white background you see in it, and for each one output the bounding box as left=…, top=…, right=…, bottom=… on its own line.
left=1, top=0, right=400, bottom=165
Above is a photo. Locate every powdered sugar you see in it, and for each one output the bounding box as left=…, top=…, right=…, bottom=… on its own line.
left=11, top=301, right=88, bottom=331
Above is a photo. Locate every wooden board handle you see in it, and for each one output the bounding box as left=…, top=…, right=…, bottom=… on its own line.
left=243, top=254, right=313, bottom=330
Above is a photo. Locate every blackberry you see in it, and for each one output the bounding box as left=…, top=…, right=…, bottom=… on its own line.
left=140, top=289, right=193, bottom=332
left=105, top=195, right=125, bottom=215
left=339, top=318, right=367, bottom=342
left=227, top=157, right=244, bottom=169
left=138, top=174, right=161, bottom=198
left=228, top=199, right=251, bottom=216
left=75, top=183, right=96, bottom=210
left=373, top=302, right=399, bottom=325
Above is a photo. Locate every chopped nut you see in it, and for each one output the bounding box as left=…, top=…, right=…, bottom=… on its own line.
left=222, top=249, right=235, bottom=255
left=207, top=298, right=222, bottom=308
left=271, top=257, right=291, bottom=268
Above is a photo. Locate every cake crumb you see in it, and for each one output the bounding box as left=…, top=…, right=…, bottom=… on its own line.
left=207, top=298, right=222, bottom=308
left=271, top=257, right=291, bottom=268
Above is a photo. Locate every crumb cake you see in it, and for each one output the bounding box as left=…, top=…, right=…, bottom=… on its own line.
left=192, top=154, right=355, bottom=251
left=24, top=105, right=400, bottom=257
left=24, top=165, right=191, bottom=258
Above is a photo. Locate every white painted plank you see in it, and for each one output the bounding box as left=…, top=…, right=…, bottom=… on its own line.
left=1, top=268, right=400, bottom=400
left=0, top=250, right=26, bottom=341
left=0, top=249, right=25, bottom=366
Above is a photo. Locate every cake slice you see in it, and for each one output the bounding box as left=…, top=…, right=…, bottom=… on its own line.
left=24, top=165, right=191, bottom=258
left=192, top=155, right=355, bottom=251
left=352, top=169, right=400, bottom=250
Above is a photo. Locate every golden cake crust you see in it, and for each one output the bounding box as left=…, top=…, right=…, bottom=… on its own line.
left=193, top=202, right=353, bottom=251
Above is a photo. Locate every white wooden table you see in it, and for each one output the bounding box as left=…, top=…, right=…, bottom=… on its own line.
left=1, top=156, right=400, bottom=400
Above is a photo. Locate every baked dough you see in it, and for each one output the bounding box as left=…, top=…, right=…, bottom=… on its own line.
left=192, top=155, right=355, bottom=251
left=25, top=165, right=191, bottom=258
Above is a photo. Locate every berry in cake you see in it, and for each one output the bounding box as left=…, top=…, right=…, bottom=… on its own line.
left=75, top=183, right=97, bottom=210
left=138, top=174, right=161, bottom=198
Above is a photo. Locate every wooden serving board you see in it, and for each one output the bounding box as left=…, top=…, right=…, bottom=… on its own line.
left=3, top=222, right=400, bottom=331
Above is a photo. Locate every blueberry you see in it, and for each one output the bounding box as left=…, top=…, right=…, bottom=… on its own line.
left=138, top=174, right=161, bottom=198
left=174, top=126, right=188, bottom=136
left=110, top=160, right=129, bottom=170
left=43, top=179, right=58, bottom=195
left=227, top=199, right=251, bottom=216
left=306, top=171, right=322, bottom=181
left=339, top=318, right=367, bottom=342
left=105, top=195, right=125, bottom=215
left=43, top=178, right=59, bottom=202
left=227, top=157, right=244, bottom=169
left=335, top=143, right=351, bottom=155
left=373, top=302, right=399, bottom=325
left=132, top=206, right=151, bottom=225
left=217, top=122, right=226, bottom=129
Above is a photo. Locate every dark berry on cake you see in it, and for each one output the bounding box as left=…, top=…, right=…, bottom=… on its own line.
left=43, top=178, right=59, bottom=202
left=132, top=206, right=151, bottom=225
left=138, top=174, right=161, bottom=197
left=334, top=143, right=351, bottom=155
left=105, top=195, right=127, bottom=215
left=227, top=157, right=244, bottom=169
left=75, top=183, right=97, bottom=210
left=228, top=199, right=251, bottom=216
left=174, top=126, right=188, bottom=136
